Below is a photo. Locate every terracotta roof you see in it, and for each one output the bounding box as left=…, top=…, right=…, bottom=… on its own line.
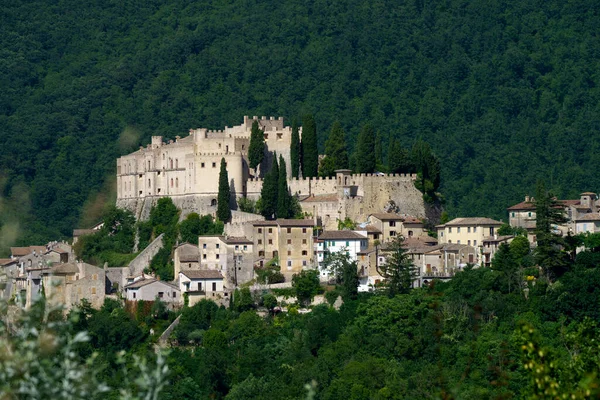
left=441, top=217, right=503, bottom=227
left=407, top=244, right=443, bottom=255
left=276, top=219, right=315, bottom=227
left=574, top=205, right=592, bottom=210
left=581, top=192, right=597, bottom=196
left=180, top=270, right=223, bottom=279
left=31, top=246, right=48, bottom=255
left=403, top=237, right=438, bottom=246
left=301, top=194, right=339, bottom=203
left=318, top=230, right=367, bottom=240
left=577, top=213, right=600, bottom=221
left=508, top=199, right=581, bottom=211
left=363, top=225, right=382, bottom=233
left=369, top=213, right=406, bottom=221
left=402, top=216, right=423, bottom=224
left=10, top=247, right=33, bottom=257
left=0, top=258, right=15, bottom=266
left=442, top=243, right=474, bottom=252
left=224, top=237, right=253, bottom=245
left=253, top=220, right=278, bottom=227
left=47, top=263, right=79, bottom=274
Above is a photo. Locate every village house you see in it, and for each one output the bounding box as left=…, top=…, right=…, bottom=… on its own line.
left=124, top=277, right=180, bottom=304
left=481, top=235, right=514, bottom=267
left=436, top=217, right=504, bottom=252
left=315, top=230, right=368, bottom=281
left=367, top=213, right=428, bottom=243
left=252, top=219, right=315, bottom=276
left=196, top=235, right=254, bottom=288
left=178, top=270, right=225, bottom=306
left=173, top=243, right=200, bottom=278
left=42, top=261, right=106, bottom=310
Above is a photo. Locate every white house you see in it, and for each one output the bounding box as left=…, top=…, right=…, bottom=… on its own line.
left=316, top=230, right=368, bottom=280
left=179, top=270, right=225, bottom=306
left=124, top=278, right=180, bottom=303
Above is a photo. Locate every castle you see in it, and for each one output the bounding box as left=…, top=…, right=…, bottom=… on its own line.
left=116, top=116, right=427, bottom=228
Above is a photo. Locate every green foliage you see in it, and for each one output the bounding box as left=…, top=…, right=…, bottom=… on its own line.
left=277, top=155, right=291, bottom=219
left=174, top=299, right=220, bottom=344
left=260, top=153, right=279, bottom=220
left=248, top=120, right=265, bottom=172
left=233, top=287, right=256, bottom=312
left=319, top=121, right=348, bottom=177
left=150, top=198, right=179, bottom=234
left=491, top=242, right=519, bottom=293
left=355, top=124, right=376, bottom=173
left=290, top=118, right=301, bottom=179
left=237, top=197, right=256, bottom=214
left=292, top=269, right=320, bottom=307
left=256, top=257, right=285, bottom=284
left=377, top=237, right=419, bottom=296
left=261, top=293, right=278, bottom=313
left=387, top=138, right=414, bottom=174
left=412, top=139, right=441, bottom=201
left=179, top=213, right=223, bottom=244
left=534, top=181, right=569, bottom=280
left=217, top=158, right=232, bottom=223
left=301, top=114, right=318, bottom=178
left=337, top=217, right=356, bottom=230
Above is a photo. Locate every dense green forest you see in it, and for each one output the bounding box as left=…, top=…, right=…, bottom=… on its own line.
left=2, top=0, right=600, bottom=251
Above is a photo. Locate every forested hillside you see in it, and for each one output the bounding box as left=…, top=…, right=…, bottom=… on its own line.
left=2, top=0, right=600, bottom=250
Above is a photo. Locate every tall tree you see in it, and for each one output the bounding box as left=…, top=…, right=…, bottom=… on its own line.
left=290, top=118, right=301, bottom=179
left=377, top=237, right=418, bottom=296
left=387, top=139, right=414, bottom=174
left=248, top=120, right=265, bottom=173
left=491, top=242, right=518, bottom=294
left=277, top=155, right=291, bottom=218
left=301, top=114, right=318, bottom=178
left=534, top=181, right=569, bottom=280
left=216, top=158, right=231, bottom=222
left=375, top=130, right=383, bottom=170
left=260, top=153, right=279, bottom=220
left=411, top=139, right=440, bottom=199
left=355, top=124, right=376, bottom=173
left=319, top=121, right=349, bottom=177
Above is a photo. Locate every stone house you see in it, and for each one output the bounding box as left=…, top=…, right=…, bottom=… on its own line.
left=173, top=243, right=200, bottom=278
left=368, top=213, right=427, bottom=243
left=436, top=217, right=504, bottom=250
left=41, top=262, right=106, bottom=310
left=252, top=219, right=315, bottom=275
left=481, top=235, right=514, bottom=267
left=196, top=235, right=254, bottom=288
left=178, top=270, right=225, bottom=306
left=124, top=278, right=180, bottom=304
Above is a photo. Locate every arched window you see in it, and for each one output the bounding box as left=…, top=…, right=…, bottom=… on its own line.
left=171, top=178, right=174, bottom=187
left=211, top=199, right=217, bottom=206
left=175, top=178, right=178, bottom=188
left=175, top=159, right=178, bottom=169
left=148, top=179, right=151, bottom=187
left=148, top=160, right=150, bottom=170
left=170, top=159, right=173, bottom=169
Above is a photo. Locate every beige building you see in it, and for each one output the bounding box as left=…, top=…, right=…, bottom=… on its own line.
left=178, top=270, right=225, bottom=306
left=252, top=219, right=315, bottom=275
left=124, top=277, right=180, bottom=304
left=173, top=243, right=200, bottom=278
left=197, top=235, right=254, bottom=288
left=116, top=116, right=298, bottom=217
left=42, top=261, right=106, bottom=310
left=368, top=213, right=428, bottom=243
left=436, top=218, right=503, bottom=249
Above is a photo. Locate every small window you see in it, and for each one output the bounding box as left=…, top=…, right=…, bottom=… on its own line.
left=457, top=227, right=461, bottom=233
left=287, top=239, right=292, bottom=244
left=212, top=162, right=216, bottom=168
left=287, top=250, right=291, bottom=256
left=235, top=245, right=239, bottom=250
left=457, top=240, right=461, bottom=244
left=268, top=228, right=273, bottom=234
left=389, top=221, right=396, bottom=227
left=287, top=228, right=292, bottom=234
left=287, top=260, right=292, bottom=267
left=91, top=287, right=96, bottom=295
left=511, top=212, right=515, bottom=217
left=201, top=162, right=205, bottom=168
left=346, top=241, right=350, bottom=246
left=302, top=250, right=307, bottom=256
left=133, top=292, right=136, bottom=299
left=203, top=254, right=207, bottom=259
left=390, top=231, right=396, bottom=236
left=303, top=260, right=307, bottom=266
left=158, top=292, right=164, bottom=298
left=467, top=227, right=471, bottom=233
left=212, top=282, right=217, bottom=291
left=473, top=227, right=477, bottom=233
left=302, top=239, right=307, bottom=244
left=259, top=251, right=264, bottom=257
left=449, top=227, right=452, bottom=233
left=173, top=292, right=176, bottom=297
left=216, top=244, right=220, bottom=249
left=216, top=254, right=220, bottom=259
left=474, top=240, right=477, bottom=246
left=258, top=239, right=262, bottom=244
left=302, top=228, right=307, bottom=234
left=268, top=239, right=273, bottom=245
left=203, top=243, right=207, bottom=249
left=243, top=245, right=248, bottom=251
left=468, top=240, right=471, bottom=245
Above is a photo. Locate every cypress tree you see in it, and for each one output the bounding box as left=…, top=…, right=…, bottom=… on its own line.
left=290, top=118, right=301, bottom=178
left=411, top=139, right=441, bottom=195
left=355, top=123, right=376, bottom=173
left=375, top=130, right=383, bottom=170
left=388, top=139, right=414, bottom=173
left=216, top=158, right=231, bottom=222
left=319, top=121, right=349, bottom=177
left=260, top=153, right=279, bottom=220
left=248, top=120, right=265, bottom=173
left=277, top=155, right=290, bottom=218
left=301, top=114, right=318, bottom=178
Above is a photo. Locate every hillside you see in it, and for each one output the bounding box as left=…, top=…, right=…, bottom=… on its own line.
left=1, top=0, right=600, bottom=250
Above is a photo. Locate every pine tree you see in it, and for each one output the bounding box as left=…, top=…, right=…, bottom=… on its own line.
left=277, top=155, right=290, bottom=218
left=319, top=121, right=349, bottom=177
left=290, top=118, right=301, bottom=178
left=534, top=181, right=569, bottom=280
left=377, top=237, right=418, bottom=296
left=216, top=158, right=231, bottom=222
left=355, top=124, right=376, bottom=173
left=248, top=120, right=265, bottom=173
left=260, top=153, right=279, bottom=220
left=411, top=139, right=440, bottom=199
left=301, top=114, right=318, bottom=178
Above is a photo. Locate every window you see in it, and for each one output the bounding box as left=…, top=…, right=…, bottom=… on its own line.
left=258, top=228, right=262, bottom=233
left=235, top=245, right=239, bottom=250
left=170, top=178, right=173, bottom=187
left=467, top=227, right=471, bottom=233
left=216, top=244, right=220, bottom=249
left=92, top=274, right=97, bottom=280
left=287, top=261, right=292, bottom=267
left=203, top=243, right=207, bottom=249
left=158, top=292, right=164, bottom=298
left=528, top=212, right=532, bottom=217
left=457, top=227, right=461, bottom=233
left=390, top=231, right=396, bottom=236
left=473, top=227, right=477, bottom=233
left=511, top=212, right=515, bottom=217
left=408, top=231, right=413, bottom=237
left=212, top=162, right=216, bottom=168
left=287, top=251, right=291, bottom=256
left=243, top=245, right=247, bottom=251
left=203, top=254, right=207, bottom=259
left=457, top=240, right=461, bottom=244
left=148, top=179, right=151, bottom=187
left=259, top=251, right=264, bottom=257
left=212, top=282, right=217, bottom=291
left=468, top=240, right=471, bottom=245
left=173, top=292, right=176, bottom=298
left=201, top=162, right=205, bottom=168
left=268, top=239, right=273, bottom=245
left=287, top=239, right=292, bottom=244
left=91, top=287, right=96, bottom=295
left=175, top=177, right=178, bottom=188
left=258, top=239, right=262, bottom=244
left=440, top=232, right=444, bottom=237
left=216, top=254, right=220, bottom=259
left=268, top=228, right=273, bottom=234
left=474, top=240, right=477, bottom=246
left=302, top=228, right=307, bottom=234
left=346, top=241, right=349, bottom=246
left=389, top=221, right=396, bottom=227
left=133, top=292, right=136, bottom=299
left=302, top=260, right=307, bottom=266
left=198, top=282, right=203, bottom=291
left=287, top=228, right=292, bottom=234
left=302, top=239, right=307, bottom=244
left=302, top=250, right=308, bottom=256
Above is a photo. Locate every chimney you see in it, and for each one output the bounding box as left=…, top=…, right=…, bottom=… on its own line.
left=525, top=195, right=530, bottom=202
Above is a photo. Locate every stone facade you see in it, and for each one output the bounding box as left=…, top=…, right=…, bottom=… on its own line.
left=42, top=262, right=106, bottom=310
left=116, top=116, right=298, bottom=219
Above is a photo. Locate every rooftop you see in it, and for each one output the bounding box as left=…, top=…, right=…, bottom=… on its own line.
left=438, top=217, right=503, bottom=227
left=576, top=213, right=600, bottom=222
left=224, top=237, right=254, bottom=245
left=180, top=270, right=224, bottom=279
left=318, top=230, right=368, bottom=240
